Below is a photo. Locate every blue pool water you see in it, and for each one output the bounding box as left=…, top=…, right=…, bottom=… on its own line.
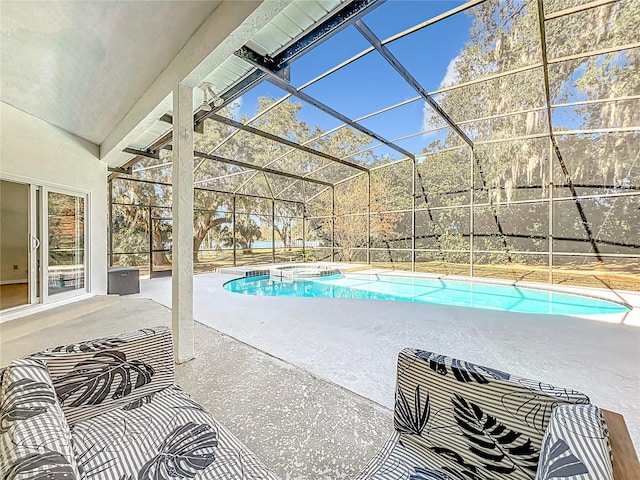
left=224, top=273, right=630, bottom=315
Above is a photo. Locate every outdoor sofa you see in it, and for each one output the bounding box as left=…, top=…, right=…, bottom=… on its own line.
left=1, top=327, right=618, bottom=480
left=0, top=326, right=280, bottom=479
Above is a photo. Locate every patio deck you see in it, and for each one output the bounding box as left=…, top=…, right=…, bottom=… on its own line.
left=137, top=269, right=640, bottom=451
left=0, top=297, right=391, bottom=479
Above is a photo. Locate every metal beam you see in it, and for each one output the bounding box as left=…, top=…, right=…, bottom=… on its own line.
left=223, top=117, right=347, bottom=194
left=544, top=0, right=620, bottom=21
left=199, top=94, right=292, bottom=167
left=113, top=175, right=303, bottom=204
left=536, top=0, right=602, bottom=261
left=332, top=170, right=368, bottom=188
left=148, top=70, right=269, bottom=158
left=262, top=171, right=275, bottom=199
left=191, top=0, right=382, bottom=145
left=189, top=149, right=333, bottom=188
left=331, top=186, right=336, bottom=261
left=123, top=147, right=158, bottom=159
left=195, top=70, right=269, bottom=131
left=299, top=28, right=538, bottom=105
left=150, top=1, right=388, bottom=177
left=272, top=0, right=381, bottom=70
left=206, top=113, right=367, bottom=172
left=548, top=42, right=640, bottom=65
left=124, top=147, right=332, bottom=188
left=553, top=94, right=640, bottom=109
left=232, top=195, right=237, bottom=266
left=458, top=126, right=640, bottom=145
left=342, top=96, right=546, bottom=165
left=235, top=46, right=416, bottom=161
left=108, top=165, right=133, bottom=175
left=268, top=153, right=362, bottom=198
left=306, top=186, right=332, bottom=203
left=194, top=170, right=247, bottom=185
left=109, top=148, right=159, bottom=181
left=160, top=101, right=367, bottom=172
left=291, top=1, right=485, bottom=94
left=352, top=18, right=512, bottom=264
left=382, top=0, right=486, bottom=45
left=354, top=19, right=473, bottom=148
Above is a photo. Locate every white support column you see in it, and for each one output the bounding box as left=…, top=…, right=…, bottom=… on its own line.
left=172, top=83, right=195, bottom=363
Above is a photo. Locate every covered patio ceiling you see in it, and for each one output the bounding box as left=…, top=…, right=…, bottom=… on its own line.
left=0, top=0, right=223, bottom=144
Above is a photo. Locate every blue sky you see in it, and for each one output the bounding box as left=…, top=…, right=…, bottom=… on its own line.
left=229, top=0, right=472, bottom=155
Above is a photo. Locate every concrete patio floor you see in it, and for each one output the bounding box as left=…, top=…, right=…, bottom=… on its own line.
left=136, top=270, right=640, bottom=449
left=1, top=298, right=392, bottom=479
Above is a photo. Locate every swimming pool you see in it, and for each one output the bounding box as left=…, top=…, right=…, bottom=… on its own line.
left=224, top=273, right=630, bottom=315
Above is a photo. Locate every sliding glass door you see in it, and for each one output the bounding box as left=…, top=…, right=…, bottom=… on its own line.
left=1, top=180, right=87, bottom=312
left=44, top=189, right=86, bottom=299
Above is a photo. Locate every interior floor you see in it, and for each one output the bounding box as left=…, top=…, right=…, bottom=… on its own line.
left=0, top=282, right=28, bottom=310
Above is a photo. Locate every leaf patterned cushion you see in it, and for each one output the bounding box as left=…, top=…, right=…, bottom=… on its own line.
left=70, top=384, right=280, bottom=480
left=535, top=405, right=613, bottom=480
left=29, top=326, right=175, bottom=425
left=359, top=349, right=591, bottom=480
left=352, top=430, right=476, bottom=480
left=0, top=358, right=80, bottom=480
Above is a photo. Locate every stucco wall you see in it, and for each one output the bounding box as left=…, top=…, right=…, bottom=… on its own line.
left=0, top=101, right=108, bottom=295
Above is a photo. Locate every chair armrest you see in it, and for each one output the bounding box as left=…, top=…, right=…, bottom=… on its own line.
left=536, top=404, right=614, bottom=480
left=0, top=358, right=81, bottom=479
left=601, top=409, right=640, bottom=480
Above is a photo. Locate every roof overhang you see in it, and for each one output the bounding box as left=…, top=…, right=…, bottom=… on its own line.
left=101, top=0, right=293, bottom=167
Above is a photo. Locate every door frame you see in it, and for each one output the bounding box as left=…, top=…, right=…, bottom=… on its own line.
left=41, top=185, right=89, bottom=304
left=28, top=184, right=40, bottom=305
left=0, top=173, right=91, bottom=311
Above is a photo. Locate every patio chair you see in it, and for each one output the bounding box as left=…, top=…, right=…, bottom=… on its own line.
left=0, top=326, right=281, bottom=480
left=354, top=348, right=614, bottom=480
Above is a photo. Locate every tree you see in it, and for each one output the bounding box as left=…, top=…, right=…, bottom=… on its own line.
left=220, top=216, right=262, bottom=253
left=111, top=177, right=173, bottom=268
left=307, top=158, right=411, bottom=262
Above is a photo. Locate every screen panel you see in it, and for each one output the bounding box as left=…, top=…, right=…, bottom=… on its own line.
left=370, top=212, right=413, bottom=250
left=552, top=195, right=640, bottom=255
left=371, top=159, right=413, bottom=212
left=474, top=138, right=550, bottom=204
left=415, top=207, right=470, bottom=252
left=553, top=132, right=640, bottom=197
left=415, top=147, right=471, bottom=208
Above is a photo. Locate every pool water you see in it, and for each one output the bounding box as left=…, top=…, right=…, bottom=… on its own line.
left=224, top=273, right=630, bottom=315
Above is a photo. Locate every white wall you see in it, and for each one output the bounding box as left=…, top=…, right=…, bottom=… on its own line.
left=0, top=102, right=108, bottom=295
left=0, top=180, right=29, bottom=283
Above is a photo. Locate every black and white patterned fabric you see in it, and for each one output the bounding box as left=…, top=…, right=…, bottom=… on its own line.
left=535, top=404, right=614, bottom=480
left=71, top=384, right=280, bottom=480
left=354, top=349, right=591, bottom=480
left=0, top=358, right=80, bottom=479
left=30, top=327, right=175, bottom=425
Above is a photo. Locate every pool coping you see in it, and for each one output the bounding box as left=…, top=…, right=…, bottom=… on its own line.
left=220, top=262, right=638, bottom=323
